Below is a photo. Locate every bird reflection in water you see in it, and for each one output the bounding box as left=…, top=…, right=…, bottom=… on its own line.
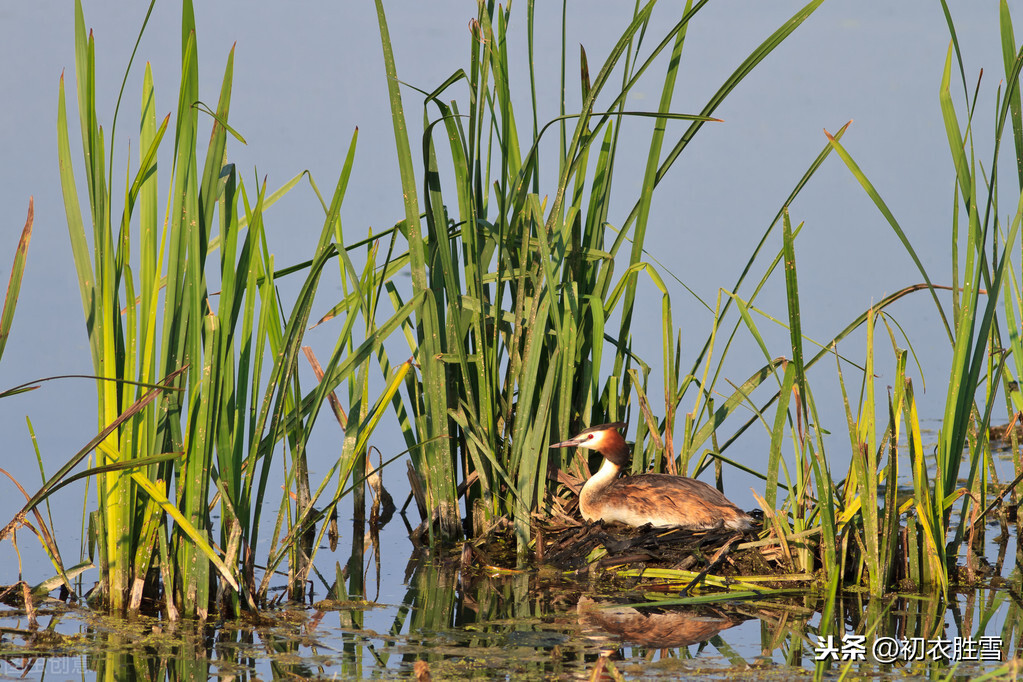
left=577, top=595, right=748, bottom=650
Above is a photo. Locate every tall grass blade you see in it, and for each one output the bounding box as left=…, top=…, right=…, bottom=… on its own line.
left=0, top=199, right=33, bottom=364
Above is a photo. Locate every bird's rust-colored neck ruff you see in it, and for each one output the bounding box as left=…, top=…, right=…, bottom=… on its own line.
left=594, top=428, right=630, bottom=467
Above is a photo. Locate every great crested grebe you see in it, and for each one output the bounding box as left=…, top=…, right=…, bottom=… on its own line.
left=551, top=422, right=755, bottom=531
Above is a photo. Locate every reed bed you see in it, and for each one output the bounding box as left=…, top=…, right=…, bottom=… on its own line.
left=795, top=0, right=1023, bottom=601
left=372, top=0, right=825, bottom=561
left=43, top=0, right=413, bottom=617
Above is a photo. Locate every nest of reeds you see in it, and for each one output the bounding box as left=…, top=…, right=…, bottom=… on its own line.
left=539, top=516, right=755, bottom=570
left=538, top=513, right=790, bottom=578
left=460, top=471, right=816, bottom=594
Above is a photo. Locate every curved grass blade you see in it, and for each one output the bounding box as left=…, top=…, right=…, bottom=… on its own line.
left=824, top=130, right=953, bottom=341
left=0, top=198, right=33, bottom=364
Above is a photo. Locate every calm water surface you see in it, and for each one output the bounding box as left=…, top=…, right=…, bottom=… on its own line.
left=1, top=556, right=1019, bottom=680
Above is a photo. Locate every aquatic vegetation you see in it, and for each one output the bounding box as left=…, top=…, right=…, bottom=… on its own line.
left=50, top=0, right=409, bottom=616
left=1, top=9, right=1022, bottom=677
left=809, top=0, right=1023, bottom=598
left=1, top=0, right=1023, bottom=676
left=372, top=0, right=825, bottom=559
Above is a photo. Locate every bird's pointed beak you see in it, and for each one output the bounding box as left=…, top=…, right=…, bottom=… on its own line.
left=550, top=437, right=582, bottom=449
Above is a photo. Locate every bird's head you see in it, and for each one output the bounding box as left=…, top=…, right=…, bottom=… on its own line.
left=550, top=422, right=629, bottom=465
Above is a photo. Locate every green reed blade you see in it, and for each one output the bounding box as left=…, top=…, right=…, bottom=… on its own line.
left=375, top=0, right=458, bottom=539
left=491, top=9, right=522, bottom=183
left=767, top=361, right=796, bottom=510
left=137, top=64, right=160, bottom=390
left=937, top=0, right=970, bottom=103
left=199, top=45, right=234, bottom=230
left=181, top=314, right=219, bottom=615
left=850, top=315, right=880, bottom=592
left=781, top=210, right=806, bottom=400
left=880, top=345, right=908, bottom=586
left=682, top=358, right=785, bottom=461
left=615, top=0, right=692, bottom=369
left=158, top=28, right=198, bottom=423
left=73, top=3, right=108, bottom=245
left=512, top=316, right=557, bottom=554
left=57, top=74, right=100, bottom=369
left=0, top=200, right=33, bottom=364
left=941, top=42, right=974, bottom=211
left=806, top=422, right=837, bottom=579
left=825, top=133, right=952, bottom=341
left=903, top=378, right=947, bottom=594
left=1000, top=0, right=1023, bottom=189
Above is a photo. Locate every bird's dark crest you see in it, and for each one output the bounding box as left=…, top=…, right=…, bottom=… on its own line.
left=576, top=421, right=627, bottom=436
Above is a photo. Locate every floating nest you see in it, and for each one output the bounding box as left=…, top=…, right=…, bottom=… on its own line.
left=539, top=517, right=768, bottom=572
left=539, top=513, right=803, bottom=584
left=466, top=509, right=812, bottom=593
left=459, top=470, right=815, bottom=590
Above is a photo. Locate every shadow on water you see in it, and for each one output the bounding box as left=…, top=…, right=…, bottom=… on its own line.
left=0, top=554, right=1020, bottom=680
